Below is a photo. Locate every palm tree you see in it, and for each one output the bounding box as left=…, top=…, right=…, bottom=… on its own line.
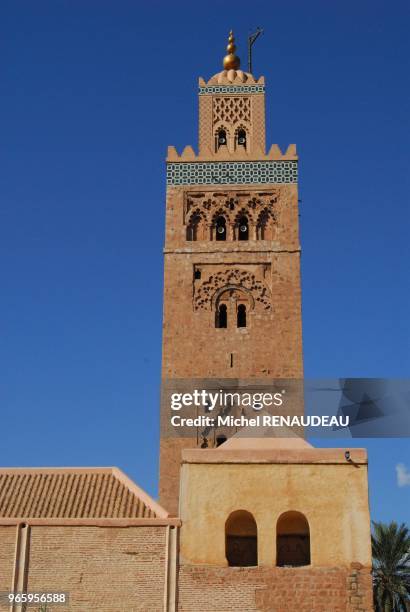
left=372, top=521, right=410, bottom=611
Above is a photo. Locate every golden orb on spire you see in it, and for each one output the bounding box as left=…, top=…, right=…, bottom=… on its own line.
left=223, top=30, right=240, bottom=71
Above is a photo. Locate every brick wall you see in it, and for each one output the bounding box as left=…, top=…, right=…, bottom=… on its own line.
left=178, top=564, right=373, bottom=612
left=0, top=523, right=374, bottom=611
left=160, top=183, right=303, bottom=512
left=0, top=525, right=16, bottom=590
left=346, top=563, right=374, bottom=612
left=26, top=526, right=167, bottom=611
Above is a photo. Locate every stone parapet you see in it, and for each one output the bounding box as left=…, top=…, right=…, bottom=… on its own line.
left=181, top=447, right=368, bottom=464
left=167, top=143, right=298, bottom=162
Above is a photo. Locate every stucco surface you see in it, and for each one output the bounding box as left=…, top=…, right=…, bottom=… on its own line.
left=179, top=461, right=371, bottom=567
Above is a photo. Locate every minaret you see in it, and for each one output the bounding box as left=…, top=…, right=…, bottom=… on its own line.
left=160, top=33, right=302, bottom=514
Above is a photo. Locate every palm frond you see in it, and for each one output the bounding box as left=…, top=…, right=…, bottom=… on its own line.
left=372, top=521, right=410, bottom=612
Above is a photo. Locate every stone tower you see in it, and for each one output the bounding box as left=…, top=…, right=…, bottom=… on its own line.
left=160, top=32, right=303, bottom=514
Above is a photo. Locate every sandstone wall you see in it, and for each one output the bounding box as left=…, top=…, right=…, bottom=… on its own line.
left=0, top=525, right=16, bottom=590
left=0, top=524, right=168, bottom=612
left=160, top=183, right=303, bottom=512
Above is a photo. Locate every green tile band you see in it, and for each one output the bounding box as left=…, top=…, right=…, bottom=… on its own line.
left=198, top=85, right=265, bottom=95
left=166, top=160, right=297, bottom=185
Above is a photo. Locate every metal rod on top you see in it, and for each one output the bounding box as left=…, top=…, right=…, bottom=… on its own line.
left=248, top=27, right=263, bottom=73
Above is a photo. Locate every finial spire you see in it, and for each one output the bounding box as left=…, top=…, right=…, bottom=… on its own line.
left=223, top=30, right=240, bottom=71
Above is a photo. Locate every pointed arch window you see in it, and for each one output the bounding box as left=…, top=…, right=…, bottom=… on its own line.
left=215, top=216, right=227, bottom=241
left=237, top=304, right=247, bottom=328
left=256, top=210, right=275, bottom=241
left=216, top=303, right=227, bottom=328
left=236, top=128, right=247, bottom=149
left=214, top=288, right=251, bottom=330
left=186, top=214, right=201, bottom=241
left=237, top=215, right=249, bottom=241
left=215, top=128, right=228, bottom=151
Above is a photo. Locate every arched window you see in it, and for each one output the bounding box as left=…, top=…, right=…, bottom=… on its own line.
left=186, top=214, right=201, bottom=241
left=213, top=288, right=252, bottom=330
left=237, top=304, right=247, bottom=328
left=215, top=216, right=227, bottom=241
left=236, top=128, right=247, bottom=149
left=276, top=511, right=310, bottom=567
left=216, top=303, right=227, bottom=328
left=237, top=215, right=249, bottom=241
left=256, top=209, right=275, bottom=241
left=215, top=128, right=227, bottom=151
left=226, top=510, right=258, bottom=567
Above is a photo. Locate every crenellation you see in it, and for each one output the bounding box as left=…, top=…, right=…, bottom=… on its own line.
left=166, top=143, right=298, bottom=161
left=199, top=73, right=265, bottom=87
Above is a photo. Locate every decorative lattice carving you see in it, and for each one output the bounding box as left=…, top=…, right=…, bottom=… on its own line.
left=234, top=207, right=253, bottom=224
left=213, top=97, right=251, bottom=125
left=198, top=95, right=213, bottom=154
left=251, top=96, right=266, bottom=151
left=256, top=207, right=276, bottom=240
left=186, top=208, right=208, bottom=241
left=185, top=191, right=279, bottom=228
left=194, top=268, right=271, bottom=312
left=210, top=207, right=229, bottom=223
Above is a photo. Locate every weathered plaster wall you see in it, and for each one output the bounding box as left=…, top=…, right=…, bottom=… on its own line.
left=179, top=456, right=371, bottom=568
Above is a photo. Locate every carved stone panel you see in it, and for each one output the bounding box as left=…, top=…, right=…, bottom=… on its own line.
left=193, top=265, right=271, bottom=312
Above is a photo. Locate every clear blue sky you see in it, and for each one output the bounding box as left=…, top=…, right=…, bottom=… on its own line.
left=1, top=1, right=409, bottom=524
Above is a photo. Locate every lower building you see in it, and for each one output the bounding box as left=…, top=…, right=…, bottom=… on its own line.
left=0, top=438, right=373, bottom=611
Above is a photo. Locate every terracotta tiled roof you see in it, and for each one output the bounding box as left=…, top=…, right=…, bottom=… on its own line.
left=0, top=467, right=168, bottom=520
